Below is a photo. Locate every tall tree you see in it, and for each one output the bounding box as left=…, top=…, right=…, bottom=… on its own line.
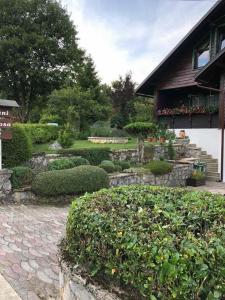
left=110, top=73, right=136, bottom=128
left=0, top=0, right=83, bottom=121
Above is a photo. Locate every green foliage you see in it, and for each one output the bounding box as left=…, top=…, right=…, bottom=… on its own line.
left=57, top=147, right=110, bottom=165
left=0, top=0, right=83, bottom=121
left=90, top=127, right=113, bottom=137
left=48, top=157, right=89, bottom=171
left=113, top=160, right=131, bottom=170
left=22, top=124, right=59, bottom=144
left=191, top=170, right=206, bottom=180
left=3, top=124, right=32, bottom=168
left=167, top=141, right=176, bottom=160
left=145, top=160, right=173, bottom=175
left=134, top=97, right=155, bottom=122
left=144, top=144, right=155, bottom=160
left=124, top=122, right=157, bottom=138
left=63, top=186, right=225, bottom=299
left=98, top=160, right=116, bottom=173
left=11, top=166, right=33, bottom=189
left=77, top=130, right=91, bottom=140
left=32, top=165, right=109, bottom=196
left=58, top=125, right=74, bottom=148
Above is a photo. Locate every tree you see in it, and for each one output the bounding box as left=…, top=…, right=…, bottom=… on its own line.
left=124, top=122, right=157, bottom=163
left=134, top=97, right=155, bottom=122
left=110, top=73, right=136, bottom=128
left=0, top=0, right=83, bottom=121
left=47, top=86, right=111, bottom=131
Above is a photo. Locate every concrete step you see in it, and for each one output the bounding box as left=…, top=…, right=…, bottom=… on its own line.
left=201, top=151, right=207, bottom=155
left=188, top=144, right=197, bottom=148
left=200, top=154, right=212, bottom=159
left=207, top=171, right=220, bottom=177
left=206, top=176, right=221, bottom=182
left=200, top=159, right=218, bottom=163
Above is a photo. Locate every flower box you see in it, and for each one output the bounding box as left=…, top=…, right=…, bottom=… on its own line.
left=186, top=178, right=206, bottom=187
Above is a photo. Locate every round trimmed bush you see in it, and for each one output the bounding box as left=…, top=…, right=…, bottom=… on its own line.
left=32, top=165, right=109, bottom=196
left=11, top=166, right=33, bottom=189
left=145, top=160, right=173, bottom=175
left=47, top=157, right=89, bottom=171
left=98, top=160, right=116, bottom=173
left=114, top=160, right=131, bottom=170
left=63, top=186, right=225, bottom=299
left=3, top=124, right=32, bottom=168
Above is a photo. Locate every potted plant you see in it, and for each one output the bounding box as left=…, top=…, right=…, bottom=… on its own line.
left=186, top=170, right=206, bottom=187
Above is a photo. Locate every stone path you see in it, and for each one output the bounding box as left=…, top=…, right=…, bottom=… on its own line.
left=191, top=181, right=225, bottom=195
left=0, top=204, right=69, bottom=300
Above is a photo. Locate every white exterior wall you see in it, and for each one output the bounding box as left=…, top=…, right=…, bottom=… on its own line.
left=174, top=129, right=225, bottom=182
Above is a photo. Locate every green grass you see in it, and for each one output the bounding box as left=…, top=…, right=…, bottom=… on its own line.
left=32, top=138, right=138, bottom=154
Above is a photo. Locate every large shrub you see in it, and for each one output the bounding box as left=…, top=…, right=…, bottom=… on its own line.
left=57, top=148, right=110, bottom=165
left=21, top=124, right=59, bottom=144
left=113, top=160, right=131, bottom=170
left=3, top=124, right=32, bottom=168
left=32, top=165, right=109, bottom=196
left=58, top=125, right=74, bottom=148
left=99, top=160, right=116, bottom=173
left=48, top=157, right=89, bottom=171
left=145, top=160, right=173, bottom=175
left=63, top=186, right=225, bottom=299
left=11, top=166, right=33, bottom=189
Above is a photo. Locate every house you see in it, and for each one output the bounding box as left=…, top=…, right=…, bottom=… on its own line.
left=136, top=0, right=225, bottom=182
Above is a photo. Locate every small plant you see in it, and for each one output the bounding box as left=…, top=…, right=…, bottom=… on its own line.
left=58, top=125, right=74, bottom=148
left=47, top=157, right=89, bottom=171
left=145, top=160, right=173, bottom=176
left=99, top=160, right=116, bottom=173
left=191, top=170, right=206, bottom=180
left=124, top=122, right=157, bottom=163
left=11, top=166, right=33, bottom=189
left=113, top=160, right=131, bottom=170
left=167, top=141, right=176, bottom=160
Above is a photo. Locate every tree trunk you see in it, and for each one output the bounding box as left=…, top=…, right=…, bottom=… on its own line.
left=137, top=137, right=145, bottom=163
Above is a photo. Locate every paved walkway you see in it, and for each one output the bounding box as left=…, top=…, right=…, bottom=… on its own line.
left=0, top=204, right=69, bottom=300
left=191, top=181, right=225, bottom=195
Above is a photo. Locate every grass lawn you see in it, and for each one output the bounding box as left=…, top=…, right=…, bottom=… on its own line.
left=32, top=138, right=138, bottom=154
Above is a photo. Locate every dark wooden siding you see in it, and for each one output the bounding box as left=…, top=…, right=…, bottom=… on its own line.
left=157, top=48, right=198, bottom=90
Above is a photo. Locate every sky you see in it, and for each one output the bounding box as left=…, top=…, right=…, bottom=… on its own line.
left=61, top=0, right=217, bottom=85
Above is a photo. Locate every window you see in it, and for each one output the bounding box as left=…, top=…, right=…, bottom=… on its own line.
left=218, top=27, right=225, bottom=51
left=195, top=40, right=210, bottom=68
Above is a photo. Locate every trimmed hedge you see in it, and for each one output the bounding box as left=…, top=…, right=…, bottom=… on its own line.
left=21, top=124, right=59, bottom=144
left=64, top=186, right=225, bottom=299
left=145, top=160, right=173, bottom=175
left=99, top=160, right=116, bottom=173
left=32, top=165, right=109, bottom=196
left=113, top=160, right=131, bottom=170
left=57, top=147, right=110, bottom=165
left=48, top=157, right=89, bottom=171
left=11, top=166, right=33, bottom=189
left=3, top=124, right=32, bottom=168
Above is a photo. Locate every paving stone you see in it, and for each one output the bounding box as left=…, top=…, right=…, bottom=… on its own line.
left=21, top=261, right=35, bottom=273
left=37, top=271, right=53, bottom=284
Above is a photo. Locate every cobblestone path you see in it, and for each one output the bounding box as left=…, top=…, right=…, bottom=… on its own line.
left=0, top=204, right=69, bottom=300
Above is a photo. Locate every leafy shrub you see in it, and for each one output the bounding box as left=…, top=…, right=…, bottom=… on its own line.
left=11, top=166, right=33, bottom=189
left=168, top=141, right=176, bottom=160
left=47, top=157, right=89, bottom=171
left=124, top=122, right=157, bottom=137
left=191, top=170, right=206, bottom=180
left=114, top=160, right=131, bottom=170
left=32, top=165, right=109, bottom=196
left=3, top=124, right=32, bottom=168
left=77, top=130, right=90, bottom=140
left=144, top=143, right=155, bottom=160
left=145, top=160, right=173, bottom=175
left=111, top=128, right=128, bottom=137
left=57, top=148, right=110, bottom=165
left=21, top=124, right=59, bottom=144
left=63, top=186, right=225, bottom=299
left=58, top=125, right=74, bottom=148
left=90, top=126, right=112, bottom=137
left=99, top=160, right=116, bottom=173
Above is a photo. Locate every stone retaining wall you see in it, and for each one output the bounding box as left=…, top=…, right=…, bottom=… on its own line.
left=88, top=137, right=128, bottom=144
left=0, top=169, right=12, bottom=200
left=59, top=260, right=121, bottom=300
left=109, top=163, right=193, bottom=187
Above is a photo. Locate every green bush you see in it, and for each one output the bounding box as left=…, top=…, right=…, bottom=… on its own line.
left=57, top=148, right=110, bottom=165
left=144, top=144, right=155, bottom=160
left=3, top=124, right=32, bottom=168
left=48, top=157, right=89, bottom=171
left=114, top=160, right=131, bottom=170
left=168, top=141, right=176, bottom=160
left=21, top=124, right=59, bottom=144
left=32, top=165, right=109, bottom=196
left=90, top=126, right=112, bottom=137
left=124, top=122, right=157, bottom=137
left=11, top=166, right=33, bottom=189
left=145, top=160, right=173, bottom=175
left=58, top=126, right=74, bottom=148
left=63, top=186, right=225, bottom=299
left=99, top=160, right=116, bottom=173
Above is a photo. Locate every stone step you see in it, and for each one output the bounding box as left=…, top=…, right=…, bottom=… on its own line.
left=200, top=159, right=218, bottom=163
left=206, top=176, right=221, bottom=182
left=188, top=144, right=197, bottom=148
left=207, top=171, right=220, bottom=177
left=201, top=151, right=207, bottom=155
left=200, top=154, right=212, bottom=159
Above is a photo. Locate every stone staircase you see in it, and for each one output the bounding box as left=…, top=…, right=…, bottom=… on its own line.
left=188, top=144, right=220, bottom=182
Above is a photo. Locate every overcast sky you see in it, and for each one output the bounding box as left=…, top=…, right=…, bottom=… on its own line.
left=61, top=0, right=217, bottom=85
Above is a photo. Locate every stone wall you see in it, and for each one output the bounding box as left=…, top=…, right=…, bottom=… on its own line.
left=0, top=169, right=12, bottom=200
left=26, top=153, right=60, bottom=174
left=109, top=163, right=193, bottom=187
left=88, top=137, right=128, bottom=144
